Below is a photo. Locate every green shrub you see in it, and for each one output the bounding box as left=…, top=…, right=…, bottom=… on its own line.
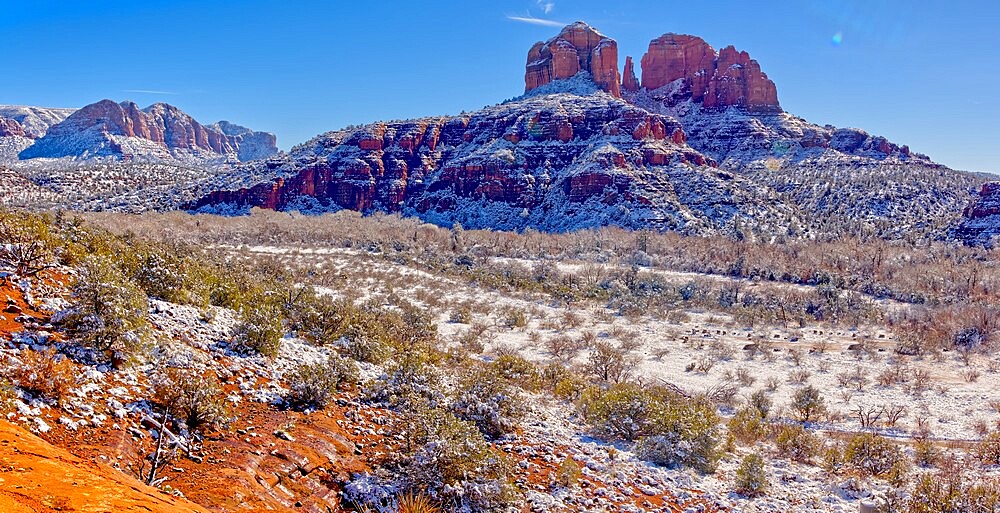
left=556, top=457, right=582, bottom=488
left=404, top=407, right=520, bottom=512
left=634, top=395, right=721, bottom=473
left=490, top=352, right=541, bottom=391
left=232, top=300, right=284, bottom=358
left=905, top=473, right=1000, bottom=513
left=728, top=407, right=769, bottom=445
left=774, top=424, right=820, bottom=463
left=581, top=383, right=721, bottom=472
left=976, top=432, right=1000, bottom=465
left=450, top=365, right=523, bottom=439
left=64, top=254, right=150, bottom=365
left=578, top=383, right=665, bottom=442
left=342, top=320, right=391, bottom=364
left=844, top=432, right=905, bottom=478
left=364, top=351, right=443, bottom=409
left=734, top=453, right=768, bottom=497
left=152, top=368, right=229, bottom=437
left=0, top=212, right=59, bottom=276
left=285, top=357, right=359, bottom=410
left=790, top=385, right=826, bottom=423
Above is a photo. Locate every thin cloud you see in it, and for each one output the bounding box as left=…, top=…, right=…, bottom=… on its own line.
left=506, top=14, right=564, bottom=27
left=122, top=89, right=179, bottom=95
left=537, top=1, right=555, bottom=14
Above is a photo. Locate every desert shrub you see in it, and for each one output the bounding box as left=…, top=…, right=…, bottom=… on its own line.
left=342, top=320, right=391, bottom=364
left=450, top=364, right=523, bottom=439
left=904, top=473, right=1000, bottom=513
left=728, top=406, right=769, bottom=445
left=556, top=457, right=582, bottom=488
left=499, top=307, right=528, bottom=329
left=130, top=247, right=189, bottom=304
left=365, top=352, right=443, bottom=409
left=844, top=432, right=906, bottom=478
left=734, top=453, right=768, bottom=497
left=586, top=340, right=640, bottom=384
left=152, top=368, right=229, bottom=437
left=541, top=364, right=588, bottom=401
left=581, top=383, right=721, bottom=472
left=232, top=300, right=284, bottom=358
left=15, top=348, right=76, bottom=404
left=914, top=438, right=939, bottom=467
left=578, top=383, right=665, bottom=442
left=634, top=395, right=721, bottom=473
left=449, top=305, right=472, bottom=324
left=747, top=389, right=773, bottom=418
left=403, top=407, right=520, bottom=512
left=0, top=212, right=59, bottom=276
left=774, top=424, right=820, bottom=463
left=975, top=432, right=1000, bottom=465
left=0, top=378, right=16, bottom=413
left=63, top=254, right=150, bottom=365
left=285, top=357, right=359, bottom=410
left=790, top=385, right=826, bottom=423
left=490, top=351, right=541, bottom=391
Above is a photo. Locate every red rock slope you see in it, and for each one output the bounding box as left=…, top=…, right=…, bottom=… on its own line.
left=0, top=420, right=210, bottom=513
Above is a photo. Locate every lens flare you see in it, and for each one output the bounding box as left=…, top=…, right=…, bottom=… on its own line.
left=831, top=32, right=844, bottom=46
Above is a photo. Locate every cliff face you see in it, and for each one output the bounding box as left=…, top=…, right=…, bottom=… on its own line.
left=954, top=182, right=1000, bottom=246
left=525, top=22, right=622, bottom=98
left=637, top=34, right=779, bottom=112
left=18, top=100, right=278, bottom=162
left=187, top=89, right=796, bottom=235
left=0, top=117, right=26, bottom=137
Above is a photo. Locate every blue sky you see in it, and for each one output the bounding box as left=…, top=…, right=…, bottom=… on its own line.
left=2, top=0, right=997, bottom=173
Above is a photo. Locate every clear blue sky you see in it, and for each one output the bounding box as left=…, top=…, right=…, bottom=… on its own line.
left=2, top=0, right=997, bottom=174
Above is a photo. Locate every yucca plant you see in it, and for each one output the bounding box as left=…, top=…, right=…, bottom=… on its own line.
left=396, top=491, right=439, bottom=513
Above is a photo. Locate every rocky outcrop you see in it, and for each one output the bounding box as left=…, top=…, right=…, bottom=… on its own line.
left=638, top=34, right=780, bottom=112
left=954, top=182, right=1000, bottom=246
left=19, top=100, right=278, bottom=162
left=0, top=117, right=26, bottom=138
left=0, top=105, right=75, bottom=138
left=0, top=420, right=210, bottom=513
left=525, top=22, right=621, bottom=98
left=186, top=91, right=798, bottom=235
left=622, top=56, right=639, bottom=93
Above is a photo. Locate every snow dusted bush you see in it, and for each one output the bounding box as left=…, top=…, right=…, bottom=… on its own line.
left=580, top=383, right=722, bottom=472
left=342, top=320, right=391, bottom=364
left=152, top=367, right=229, bottom=439
left=0, top=211, right=59, bottom=276
left=489, top=350, right=541, bottom=391
left=633, top=395, right=721, bottom=473
left=403, top=406, right=519, bottom=512
left=285, top=357, right=358, bottom=410
left=14, top=348, right=76, bottom=404
left=365, top=351, right=443, bottom=409
left=727, top=406, right=770, bottom=445
left=578, top=383, right=664, bottom=442
left=64, top=254, right=150, bottom=365
left=843, top=432, right=907, bottom=480
left=790, top=384, right=826, bottom=423
left=734, top=452, right=769, bottom=497
left=450, top=364, right=523, bottom=439
left=774, top=423, right=820, bottom=463
left=906, top=472, right=1000, bottom=512
left=232, top=300, right=284, bottom=358
left=975, top=432, right=1000, bottom=465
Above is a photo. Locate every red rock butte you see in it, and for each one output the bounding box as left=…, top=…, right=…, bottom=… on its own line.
left=525, top=21, right=622, bottom=98
left=525, top=24, right=781, bottom=113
